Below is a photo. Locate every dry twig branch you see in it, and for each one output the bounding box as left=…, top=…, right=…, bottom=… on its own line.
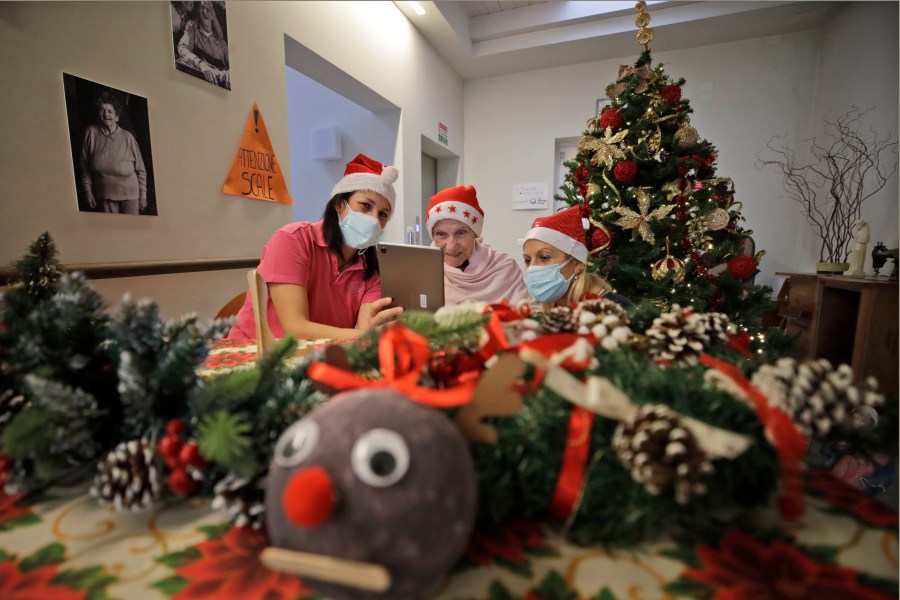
left=756, top=107, right=898, bottom=262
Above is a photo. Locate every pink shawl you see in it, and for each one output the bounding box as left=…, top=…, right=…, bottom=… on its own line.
left=441, top=241, right=531, bottom=306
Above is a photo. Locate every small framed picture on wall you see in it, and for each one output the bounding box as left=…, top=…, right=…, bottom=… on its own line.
left=595, top=97, right=610, bottom=117
left=63, top=73, right=158, bottom=216
left=171, top=1, right=231, bottom=90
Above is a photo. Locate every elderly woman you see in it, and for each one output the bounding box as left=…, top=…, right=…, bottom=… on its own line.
left=177, top=1, right=230, bottom=87
left=523, top=205, right=631, bottom=311
left=228, top=154, right=402, bottom=341
left=425, top=185, right=530, bottom=306
left=79, top=91, right=147, bottom=215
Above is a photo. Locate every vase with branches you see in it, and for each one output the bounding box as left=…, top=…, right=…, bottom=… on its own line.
left=757, top=107, right=898, bottom=269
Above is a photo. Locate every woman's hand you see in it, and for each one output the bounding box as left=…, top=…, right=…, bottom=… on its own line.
left=86, top=191, right=97, bottom=209
left=357, top=298, right=403, bottom=332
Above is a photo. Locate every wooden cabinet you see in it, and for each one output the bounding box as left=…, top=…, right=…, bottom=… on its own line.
left=776, top=273, right=898, bottom=394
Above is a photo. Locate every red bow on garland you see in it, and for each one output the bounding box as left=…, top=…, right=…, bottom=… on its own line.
left=307, top=323, right=477, bottom=408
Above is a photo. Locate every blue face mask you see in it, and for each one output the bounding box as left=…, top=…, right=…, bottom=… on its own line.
left=339, top=203, right=383, bottom=249
left=526, top=258, right=574, bottom=303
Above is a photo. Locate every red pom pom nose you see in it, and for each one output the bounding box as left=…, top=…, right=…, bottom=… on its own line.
left=282, top=466, right=336, bottom=527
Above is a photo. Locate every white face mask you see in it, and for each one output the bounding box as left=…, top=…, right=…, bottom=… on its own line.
left=526, top=258, right=573, bottom=303
left=339, top=202, right=383, bottom=249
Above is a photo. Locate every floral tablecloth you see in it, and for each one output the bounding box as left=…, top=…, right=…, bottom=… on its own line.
left=1, top=339, right=897, bottom=599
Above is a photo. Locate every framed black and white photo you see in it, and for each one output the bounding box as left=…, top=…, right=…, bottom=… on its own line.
left=63, top=73, right=158, bottom=216
left=171, top=1, right=230, bottom=90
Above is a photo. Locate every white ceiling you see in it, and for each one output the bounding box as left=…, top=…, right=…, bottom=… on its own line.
left=394, top=1, right=846, bottom=79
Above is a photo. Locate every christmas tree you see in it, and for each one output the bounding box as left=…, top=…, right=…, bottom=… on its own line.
left=556, top=4, right=772, bottom=326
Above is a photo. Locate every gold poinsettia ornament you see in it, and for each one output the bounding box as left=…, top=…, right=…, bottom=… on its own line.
left=611, top=188, right=675, bottom=245
left=578, top=128, right=629, bottom=169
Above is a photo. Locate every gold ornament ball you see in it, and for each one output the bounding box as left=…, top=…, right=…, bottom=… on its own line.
left=587, top=182, right=602, bottom=198
left=652, top=255, right=686, bottom=283
left=674, top=125, right=699, bottom=149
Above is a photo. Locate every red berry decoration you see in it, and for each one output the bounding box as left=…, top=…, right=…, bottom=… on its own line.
left=574, top=164, right=589, bottom=198
left=660, top=84, right=682, bottom=104
left=158, top=436, right=182, bottom=464
left=168, top=467, right=197, bottom=496
left=599, top=108, right=623, bottom=131
left=675, top=211, right=688, bottom=221
left=727, top=255, right=756, bottom=280
left=165, top=418, right=185, bottom=437
left=613, top=160, right=637, bottom=183
left=179, top=441, right=207, bottom=470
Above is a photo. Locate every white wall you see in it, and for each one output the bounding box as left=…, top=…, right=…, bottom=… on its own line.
left=463, top=4, right=898, bottom=289
left=286, top=68, right=399, bottom=223
left=815, top=1, right=899, bottom=256
left=0, top=1, right=463, bottom=318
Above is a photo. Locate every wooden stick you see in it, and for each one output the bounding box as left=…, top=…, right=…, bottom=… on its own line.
left=260, top=547, right=391, bottom=592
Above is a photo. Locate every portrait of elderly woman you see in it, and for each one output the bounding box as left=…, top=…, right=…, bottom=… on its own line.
left=63, top=74, right=157, bottom=216
left=171, top=1, right=230, bottom=90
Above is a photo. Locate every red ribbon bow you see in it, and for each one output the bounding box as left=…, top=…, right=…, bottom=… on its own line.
left=308, top=323, right=476, bottom=408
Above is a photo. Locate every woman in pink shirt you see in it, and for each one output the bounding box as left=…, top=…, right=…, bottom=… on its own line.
left=228, top=154, right=403, bottom=340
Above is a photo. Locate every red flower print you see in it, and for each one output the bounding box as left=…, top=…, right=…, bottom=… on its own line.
left=0, top=560, right=86, bottom=600
left=204, top=351, right=256, bottom=370
left=464, top=519, right=549, bottom=566
left=806, top=467, right=898, bottom=528
left=173, top=526, right=310, bottom=600
left=684, top=529, right=891, bottom=600
left=0, top=492, right=32, bottom=528
left=210, top=338, right=254, bottom=349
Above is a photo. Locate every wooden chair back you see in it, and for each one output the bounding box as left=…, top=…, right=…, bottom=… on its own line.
left=247, top=269, right=277, bottom=362
left=214, top=291, right=247, bottom=320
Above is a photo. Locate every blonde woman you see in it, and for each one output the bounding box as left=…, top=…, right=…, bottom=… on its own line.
left=522, top=206, right=630, bottom=312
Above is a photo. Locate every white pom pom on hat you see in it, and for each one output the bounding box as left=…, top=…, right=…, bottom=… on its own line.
left=331, top=154, right=398, bottom=210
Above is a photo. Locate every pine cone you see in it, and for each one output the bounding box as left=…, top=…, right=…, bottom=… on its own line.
left=576, top=298, right=632, bottom=350
left=540, top=306, right=580, bottom=334
left=90, top=439, right=162, bottom=511
left=613, top=404, right=713, bottom=504
left=645, top=304, right=719, bottom=364
left=0, top=389, right=27, bottom=434
left=212, top=474, right=266, bottom=528
left=751, top=358, right=884, bottom=439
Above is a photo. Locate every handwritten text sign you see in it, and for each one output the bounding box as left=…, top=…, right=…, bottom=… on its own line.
left=223, top=103, right=292, bottom=204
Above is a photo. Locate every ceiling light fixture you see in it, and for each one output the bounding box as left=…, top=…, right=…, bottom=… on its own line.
left=407, top=1, right=426, bottom=16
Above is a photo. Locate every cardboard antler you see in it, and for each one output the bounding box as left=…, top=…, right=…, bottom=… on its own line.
left=455, top=353, right=526, bottom=444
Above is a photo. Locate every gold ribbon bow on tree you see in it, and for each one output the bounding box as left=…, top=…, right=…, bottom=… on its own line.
left=608, top=63, right=653, bottom=98
left=578, top=128, right=629, bottom=169
left=610, top=188, right=675, bottom=245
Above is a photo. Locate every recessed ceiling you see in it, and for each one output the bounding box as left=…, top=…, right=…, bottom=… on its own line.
left=394, top=1, right=845, bottom=80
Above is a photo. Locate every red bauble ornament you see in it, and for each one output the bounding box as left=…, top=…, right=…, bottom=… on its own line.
left=660, top=85, right=682, bottom=104
left=599, top=108, right=623, bottom=131
left=675, top=211, right=688, bottom=221
left=168, top=467, right=197, bottom=496
left=613, top=160, right=637, bottom=183
left=591, top=225, right=612, bottom=251
left=727, top=255, right=756, bottom=280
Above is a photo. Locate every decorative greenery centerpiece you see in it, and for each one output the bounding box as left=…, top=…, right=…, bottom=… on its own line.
left=757, top=107, right=899, bottom=272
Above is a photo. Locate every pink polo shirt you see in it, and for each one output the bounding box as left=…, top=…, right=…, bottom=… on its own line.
left=227, top=221, right=382, bottom=339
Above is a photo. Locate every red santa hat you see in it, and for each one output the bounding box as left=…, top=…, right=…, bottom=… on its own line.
left=331, top=154, right=399, bottom=209
left=425, top=185, right=484, bottom=237
left=525, top=205, right=589, bottom=263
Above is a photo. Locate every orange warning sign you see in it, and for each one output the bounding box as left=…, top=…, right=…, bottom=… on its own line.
left=222, top=103, right=292, bottom=204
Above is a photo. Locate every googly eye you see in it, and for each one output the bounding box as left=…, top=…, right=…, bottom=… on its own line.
left=274, top=420, right=319, bottom=468
left=351, top=428, right=409, bottom=487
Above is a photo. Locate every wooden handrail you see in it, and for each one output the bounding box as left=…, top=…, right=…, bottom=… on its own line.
left=0, top=257, right=259, bottom=285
